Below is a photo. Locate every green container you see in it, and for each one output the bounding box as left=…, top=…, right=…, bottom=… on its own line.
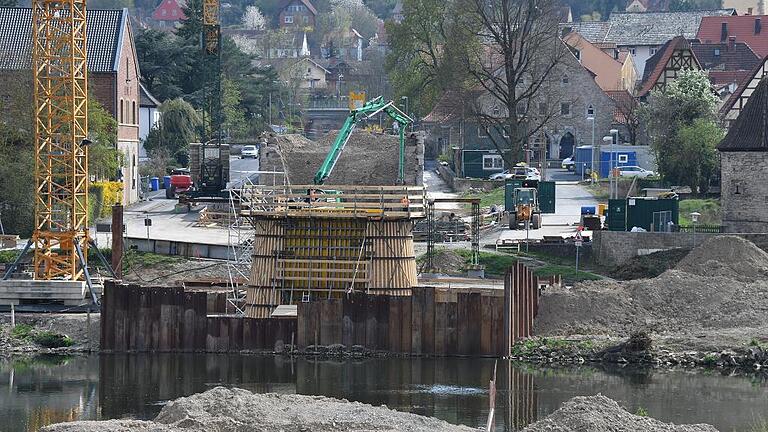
left=607, top=199, right=627, bottom=231
left=626, top=197, right=679, bottom=231
left=504, top=180, right=554, bottom=213
left=538, top=181, right=555, bottom=214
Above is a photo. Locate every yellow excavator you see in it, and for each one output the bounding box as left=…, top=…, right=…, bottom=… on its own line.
left=509, top=187, right=542, bottom=230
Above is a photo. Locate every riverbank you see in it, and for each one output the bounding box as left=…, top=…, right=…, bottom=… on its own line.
left=40, top=387, right=719, bottom=432
left=0, top=313, right=99, bottom=354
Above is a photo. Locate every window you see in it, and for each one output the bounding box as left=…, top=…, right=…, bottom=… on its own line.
left=132, top=101, right=136, bottom=124
left=618, top=154, right=628, bottom=163
left=516, top=102, right=526, bottom=115
left=482, top=154, right=503, bottom=170
left=649, top=47, right=657, bottom=56
left=284, top=15, right=293, bottom=23
left=161, top=9, right=167, bottom=16
left=303, top=15, right=309, bottom=24
left=492, top=106, right=500, bottom=117
left=477, top=125, right=488, bottom=138
left=503, top=127, right=509, bottom=138
left=119, top=99, right=124, bottom=123
left=586, top=104, right=595, bottom=117
left=714, top=48, right=721, bottom=56
left=171, top=9, right=177, bottom=16
left=629, top=47, right=636, bottom=55
left=560, top=102, right=571, bottom=116
left=561, top=74, right=569, bottom=84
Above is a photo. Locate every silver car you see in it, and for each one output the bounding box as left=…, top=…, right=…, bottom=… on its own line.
left=617, top=166, right=655, bottom=178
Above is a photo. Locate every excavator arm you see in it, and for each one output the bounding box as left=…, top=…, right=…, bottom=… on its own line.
left=313, top=96, right=413, bottom=185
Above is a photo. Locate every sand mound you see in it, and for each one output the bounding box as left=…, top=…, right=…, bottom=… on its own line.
left=259, top=131, right=424, bottom=186
left=522, top=395, right=717, bottom=432
left=675, top=236, right=768, bottom=281
left=535, top=269, right=768, bottom=336
left=43, top=387, right=474, bottom=432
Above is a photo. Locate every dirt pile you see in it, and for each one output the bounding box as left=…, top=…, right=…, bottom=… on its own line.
left=259, top=131, right=424, bottom=186
left=535, top=270, right=768, bottom=337
left=675, top=235, right=768, bottom=281
left=610, top=248, right=690, bottom=280
left=422, top=249, right=466, bottom=275
left=43, top=387, right=475, bottom=432
left=522, top=395, right=717, bottom=432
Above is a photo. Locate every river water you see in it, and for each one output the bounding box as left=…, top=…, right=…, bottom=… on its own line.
left=2, top=354, right=767, bottom=432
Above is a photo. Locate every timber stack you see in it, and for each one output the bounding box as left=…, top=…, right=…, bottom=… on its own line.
left=242, top=184, right=426, bottom=318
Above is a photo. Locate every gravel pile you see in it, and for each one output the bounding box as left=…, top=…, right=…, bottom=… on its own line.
left=675, top=235, right=768, bottom=281
left=258, top=131, right=423, bottom=186
left=522, top=395, right=717, bottom=432
left=43, top=387, right=475, bottom=432
left=535, top=236, right=768, bottom=340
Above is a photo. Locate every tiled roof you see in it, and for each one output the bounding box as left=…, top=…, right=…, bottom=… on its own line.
left=564, top=9, right=735, bottom=46
left=692, top=41, right=759, bottom=72
left=422, top=90, right=470, bottom=124
left=279, top=0, right=317, bottom=16
left=639, top=36, right=701, bottom=96
left=140, top=84, right=160, bottom=107
left=0, top=7, right=124, bottom=73
left=151, top=0, right=186, bottom=21
left=697, top=15, right=768, bottom=57
left=718, top=77, right=768, bottom=152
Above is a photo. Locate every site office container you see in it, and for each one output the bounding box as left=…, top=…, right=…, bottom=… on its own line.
left=573, top=146, right=638, bottom=178
left=607, top=197, right=679, bottom=231
left=504, top=180, right=556, bottom=213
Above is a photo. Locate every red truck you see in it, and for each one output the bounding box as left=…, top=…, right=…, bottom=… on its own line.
left=166, top=168, right=193, bottom=199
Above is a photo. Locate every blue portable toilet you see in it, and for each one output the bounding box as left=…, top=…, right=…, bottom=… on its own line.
left=574, top=145, right=593, bottom=177
left=599, top=150, right=637, bottom=178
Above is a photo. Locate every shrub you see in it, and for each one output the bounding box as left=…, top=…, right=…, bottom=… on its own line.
left=32, top=331, right=74, bottom=348
left=11, top=324, right=33, bottom=340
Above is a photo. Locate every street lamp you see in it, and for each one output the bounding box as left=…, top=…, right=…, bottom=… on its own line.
left=587, top=112, right=595, bottom=181
left=690, top=212, right=701, bottom=247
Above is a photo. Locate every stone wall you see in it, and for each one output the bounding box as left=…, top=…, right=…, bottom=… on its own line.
left=435, top=163, right=505, bottom=192
left=592, top=230, right=768, bottom=266
left=721, top=151, right=768, bottom=233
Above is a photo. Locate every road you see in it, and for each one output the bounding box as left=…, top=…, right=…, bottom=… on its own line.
left=93, top=155, right=260, bottom=248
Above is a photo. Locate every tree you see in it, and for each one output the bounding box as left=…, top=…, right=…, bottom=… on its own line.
left=221, top=78, right=247, bottom=138
left=242, top=5, right=266, bottom=30
left=642, top=69, right=722, bottom=193
left=609, top=91, right=642, bottom=146
left=135, top=29, right=193, bottom=102
left=385, top=0, right=475, bottom=115
left=669, top=0, right=723, bottom=11
left=144, top=98, right=202, bottom=165
left=177, top=0, right=204, bottom=41
left=463, top=0, right=569, bottom=164
left=88, top=100, right=122, bottom=180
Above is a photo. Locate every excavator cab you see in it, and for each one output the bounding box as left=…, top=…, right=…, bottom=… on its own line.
left=509, top=187, right=542, bottom=230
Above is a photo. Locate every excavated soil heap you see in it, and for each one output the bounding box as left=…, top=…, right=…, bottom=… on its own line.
left=43, top=387, right=474, bottom=432
left=258, top=131, right=424, bottom=186
left=535, top=236, right=768, bottom=337
left=675, top=235, right=768, bottom=282
left=522, top=395, right=717, bottom=432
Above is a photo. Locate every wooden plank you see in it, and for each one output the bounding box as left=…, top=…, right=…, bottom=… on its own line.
left=352, top=293, right=367, bottom=347
left=320, top=300, right=342, bottom=346
left=493, top=296, right=504, bottom=356
left=100, top=282, right=113, bottom=351
left=297, top=302, right=308, bottom=348
left=230, top=317, right=243, bottom=352
left=411, top=289, right=424, bottom=355
left=400, top=297, right=412, bottom=353
left=365, top=294, right=377, bottom=350
left=342, top=296, right=354, bottom=347
left=422, top=287, right=435, bottom=355
left=242, top=318, right=256, bottom=351
left=388, top=295, right=401, bottom=352
left=376, top=295, right=389, bottom=350
left=458, top=293, right=482, bottom=355
left=206, top=316, right=219, bottom=352
left=194, top=292, right=208, bottom=352
left=481, top=295, right=493, bottom=356
left=218, top=318, right=230, bottom=352
left=447, top=301, right=458, bottom=355
left=434, top=302, right=447, bottom=356
left=183, top=292, right=196, bottom=351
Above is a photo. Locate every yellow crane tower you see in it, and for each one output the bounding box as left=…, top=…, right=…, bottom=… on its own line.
left=31, top=0, right=90, bottom=282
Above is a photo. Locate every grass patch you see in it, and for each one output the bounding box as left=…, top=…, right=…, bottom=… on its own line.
left=463, top=187, right=505, bottom=208
left=679, top=198, right=720, bottom=225
left=635, top=407, right=649, bottom=417
left=533, top=265, right=601, bottom=282
left=454, top=250, right=517, bottom=277
left=11, top=324, right=34, bottom=340
left=32, top=331, right=73, bottom=348
left=123, top=250, right=185, bottom=272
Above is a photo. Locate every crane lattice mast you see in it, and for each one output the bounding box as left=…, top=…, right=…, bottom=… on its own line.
left=31, top=0, right=90, bottom=280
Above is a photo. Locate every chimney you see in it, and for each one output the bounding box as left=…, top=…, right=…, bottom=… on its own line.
left=756, top=18, right=762, bottom=35
left=721, top=22, right=728, bottom=42
left=729, top=36, right=736, bottom=50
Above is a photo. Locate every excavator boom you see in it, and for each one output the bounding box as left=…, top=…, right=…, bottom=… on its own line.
left=313, top=96, right=413, bottom=185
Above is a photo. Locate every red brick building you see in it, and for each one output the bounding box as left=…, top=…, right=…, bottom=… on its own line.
left=0, top=7, right=141, bottom=205
left=151, top=0, right=186, bottom=28
left=278, top=0, right=317, bottom=30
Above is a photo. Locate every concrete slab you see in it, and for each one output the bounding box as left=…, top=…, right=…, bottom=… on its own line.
left=0, top=280, right=87, bottom=305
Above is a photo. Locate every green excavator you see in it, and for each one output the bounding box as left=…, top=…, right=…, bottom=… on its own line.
left=313, top=96, right=413, bottom=185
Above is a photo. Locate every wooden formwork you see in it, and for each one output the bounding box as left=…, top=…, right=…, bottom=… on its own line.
left=243, top=185, right=424, bottom=318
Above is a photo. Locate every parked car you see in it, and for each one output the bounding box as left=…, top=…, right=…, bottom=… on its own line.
left=514, top=166, right=541, bottom=181
left=561, top=156, right=574, bottom=171
left=489, top=170, right=515, bottom=180
left=241, top=145, right=258, bottom=159
left=617, top=166, right=655, bottom=178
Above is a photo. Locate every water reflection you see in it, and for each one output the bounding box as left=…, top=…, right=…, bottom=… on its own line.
left=1, top=354, right=767, bottom=432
